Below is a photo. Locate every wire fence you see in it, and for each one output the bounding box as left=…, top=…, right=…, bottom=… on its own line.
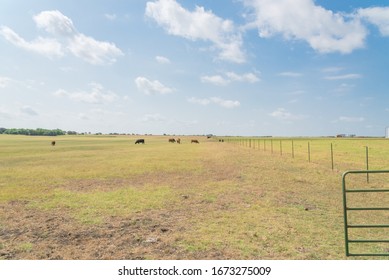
left=221, top=137, right=389, bottom=176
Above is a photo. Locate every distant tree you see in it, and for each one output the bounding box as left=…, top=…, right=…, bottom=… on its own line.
left=2, top=128, right=65, bottom=136
left=0, top=128, right=6, bottom=134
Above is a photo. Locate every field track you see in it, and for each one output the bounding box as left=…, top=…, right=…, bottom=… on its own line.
left=1, top=135, right=389, bottom=259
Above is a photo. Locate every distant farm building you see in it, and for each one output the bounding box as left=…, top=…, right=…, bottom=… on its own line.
left=336, top=134, right=356, bottom=138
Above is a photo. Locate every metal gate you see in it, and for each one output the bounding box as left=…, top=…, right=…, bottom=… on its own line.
left=342, top=170, right=389, bottom=257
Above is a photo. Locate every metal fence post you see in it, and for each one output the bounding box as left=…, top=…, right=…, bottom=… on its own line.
left=331, top=143, right=334, bottom=170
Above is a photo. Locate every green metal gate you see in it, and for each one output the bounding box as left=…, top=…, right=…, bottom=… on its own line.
left=342, top=170, right=389, bottom=257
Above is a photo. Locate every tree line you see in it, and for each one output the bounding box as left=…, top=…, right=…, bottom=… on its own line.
left=0, top=128, right=72, bottom=136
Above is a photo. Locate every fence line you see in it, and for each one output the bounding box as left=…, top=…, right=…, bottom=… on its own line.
left=223, top=137, right=381, bottom=176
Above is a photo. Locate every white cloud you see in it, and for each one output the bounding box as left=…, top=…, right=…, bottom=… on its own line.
left=54, top=82, right=118, bottom=104
left=358, top=7, right=389, bottom=36
left=201, top=75, right=230, bottom=86
left=155, top=55, right=171, bottom=64
left=33, top=10, right=76, bottom=36
left=201, top=71, right=260, bottom=86
left=145, top=0, right=245, bottom=63
left=1, top=10, right=123, bottom=65
left=339, top=116, right=365, bottom=122
left=278, top=72, right=303, bottom=77
left=68, top=33, right=123, bottom=65
left=104, top=14, right=117, bottom=21
left=324, top=74, right=362, bottom=80
left=226, top=72, right=260, bottom=83
left=0, top=26, right=63, bottom=58
left=243, top=0, right=367, bottom=54
left=210, top=97, right=240, bottom=108
left=188, top=96, right=240, bottom=109
left=269, top=108, right=305, bottom=121
left=135, top=76, right=174, bottom=95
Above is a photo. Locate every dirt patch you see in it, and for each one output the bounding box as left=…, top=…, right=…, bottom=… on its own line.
left=0, top=200, right=189, bottom=259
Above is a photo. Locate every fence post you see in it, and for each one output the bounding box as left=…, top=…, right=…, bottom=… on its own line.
left=366, top=146, right=369, bottom=183
left=280, top=140, right=282, bottom=156
left=331, top=143, right=334, bottom=170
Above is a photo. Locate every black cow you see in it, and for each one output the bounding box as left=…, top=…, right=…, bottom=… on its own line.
left=135, top=139, right=145, bottom=144
left=51, top=141, right=56, bottom=146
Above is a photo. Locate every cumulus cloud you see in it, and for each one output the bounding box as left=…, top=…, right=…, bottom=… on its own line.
left=0, top=26, right=63, bottom=58
left=210, top=97, right=240, bottom=108
left=68, top=33, right=123, bottom=65
left=188, top=96, right=240, bottom=109
left=54, top=82, right=118, bottom=103
left=201, top=75, right=230, bottom=86
left=358, top=7, right=389, bottom=36
left=33, top=10, right=76, bottom=36
left=145, top=0, right=245, bottom=63
left=243, top=0, right=367, bottom=54
left=226, top=72, right=260, bottom=83
left=201, top=71, right=260, bottom=86
left=269, top=108, right=306, bottom=121
left=1, top=10, right=123, bottom=64
left=135, top=76, right=174, bottom=95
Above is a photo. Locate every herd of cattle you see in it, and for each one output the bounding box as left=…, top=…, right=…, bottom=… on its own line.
left=50, top=137, right=224, bottom=146
left=135, top=138, right=200, bottom=144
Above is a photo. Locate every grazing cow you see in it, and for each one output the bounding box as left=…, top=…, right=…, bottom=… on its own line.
left=176, top=138, right=181, bottom=144
left=135, top=139, right=145, bottom=144
left=191, top=139, right=199, bottom=144
left=168, top=138, right=176, bottom=143
left=51, top=141, right=56, bottom=146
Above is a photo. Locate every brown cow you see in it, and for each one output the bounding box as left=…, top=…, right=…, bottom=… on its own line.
left=168, top=138, right=176, bottom=143
left=51, top=141, right=56, bottom=146
left=177, top=138, right=181, bottom=144
left=191, top=139, right=199, bottom=144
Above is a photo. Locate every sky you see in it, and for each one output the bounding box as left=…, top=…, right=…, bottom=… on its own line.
left=1, top=0, right=389, bottom=136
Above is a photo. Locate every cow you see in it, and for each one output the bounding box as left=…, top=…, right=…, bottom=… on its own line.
left=191, top=139, right=199, bottom=144
left=135, top=139, right=145, bottom=144
left=168, top=138, right=176, bottom=143
left=176, top=138, right=181, bottom=144
left=51, top=141, right=56, bottom=146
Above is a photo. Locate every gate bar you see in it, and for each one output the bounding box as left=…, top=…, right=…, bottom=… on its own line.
left=342, top=170, right=389, bottom=257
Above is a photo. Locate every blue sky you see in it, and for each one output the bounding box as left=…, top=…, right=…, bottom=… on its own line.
left=1, top=0, right=389, bottom=136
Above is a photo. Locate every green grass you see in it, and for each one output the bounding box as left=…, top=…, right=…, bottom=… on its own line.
left=1, top=134, right=389, bottom=259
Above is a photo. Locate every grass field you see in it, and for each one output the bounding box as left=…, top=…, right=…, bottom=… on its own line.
left=1, top=134, right=389, bottom=259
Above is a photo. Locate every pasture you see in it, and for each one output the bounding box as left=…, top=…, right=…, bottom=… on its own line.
left=0, top=135, right=388, bottom=259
